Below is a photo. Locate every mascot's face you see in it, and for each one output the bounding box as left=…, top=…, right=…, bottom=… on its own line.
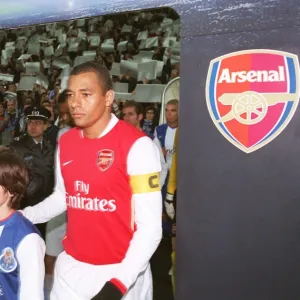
left=4, top=251, right=12, bottom=264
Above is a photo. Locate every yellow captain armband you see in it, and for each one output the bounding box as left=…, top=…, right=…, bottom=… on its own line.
left=130, top=172, right=161, bottom=194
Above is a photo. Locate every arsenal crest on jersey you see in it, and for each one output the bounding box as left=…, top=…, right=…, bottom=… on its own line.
left=206, top=49, right=300, bottom=153
left=97, top=149, right=114, bottom=171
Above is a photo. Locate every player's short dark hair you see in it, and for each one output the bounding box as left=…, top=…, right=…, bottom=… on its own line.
left=122, top=100, right=143, bottom=116
left=0, top=149, right=28, bottom=209
left=70, top=62, right=113, bottom=96
left=166, top=99, right=179, bottom=107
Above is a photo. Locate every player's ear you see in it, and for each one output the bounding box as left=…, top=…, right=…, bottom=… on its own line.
left=105, top=90, right=114, bottom=107
left=138, top=113, right=143, bottom=122
left=7, top=190, right=13, bottom=199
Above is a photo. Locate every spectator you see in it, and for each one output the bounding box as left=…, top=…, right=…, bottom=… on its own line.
left=2, top=96, right=19, bottom=146
left=142, top=106, right=159, bottom=134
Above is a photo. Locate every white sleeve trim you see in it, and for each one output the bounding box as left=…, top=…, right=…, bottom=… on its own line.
left=22, top=146, right=67, bottom=224
left=116, top=136, right=162, bottom=289
left=16, top=233, right=45, bottom=300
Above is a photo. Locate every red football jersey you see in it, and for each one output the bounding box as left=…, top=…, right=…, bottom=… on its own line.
left=59, top=120, right=145, bottom=265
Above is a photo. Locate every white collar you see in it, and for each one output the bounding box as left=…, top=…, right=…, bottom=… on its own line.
left=33, top=138, right=43, bottom=144
left=80, top=114, right=118, bottom=139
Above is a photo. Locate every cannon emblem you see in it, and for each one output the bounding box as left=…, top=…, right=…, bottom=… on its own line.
left=218, top=91, right=298, bottom=125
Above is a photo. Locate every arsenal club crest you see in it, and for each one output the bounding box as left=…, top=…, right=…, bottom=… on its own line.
left=206, top=49, right=300, bottom=153
left=97, top=149, right=114, bottom=171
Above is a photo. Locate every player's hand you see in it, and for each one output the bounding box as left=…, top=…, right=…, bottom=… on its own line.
left=91, top=281, right=123, bottom=300
left=165, top=199, right=175, bottom=220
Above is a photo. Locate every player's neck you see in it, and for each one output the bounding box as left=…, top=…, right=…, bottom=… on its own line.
left=168, top=121, right=178, bottom=129
left=83, top=112, right=112, bottom=139
left=0, top=206, right=14, bottom=222
left=136, top=124, right=142, bottom=131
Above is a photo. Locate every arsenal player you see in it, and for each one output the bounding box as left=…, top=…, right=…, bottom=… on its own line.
left=22, top=61, right=162, bottom=300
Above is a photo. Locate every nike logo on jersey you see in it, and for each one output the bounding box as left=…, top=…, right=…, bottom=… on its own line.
left=0, top=226, right=3, bottom=238
left=62, top=160, right=73, bottom=166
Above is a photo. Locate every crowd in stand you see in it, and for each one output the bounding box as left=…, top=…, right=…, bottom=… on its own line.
left=0, top=7, right=180, bottom=146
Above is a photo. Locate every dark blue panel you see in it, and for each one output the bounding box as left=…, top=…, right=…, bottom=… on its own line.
left=176, top=25, right=300, bottom=300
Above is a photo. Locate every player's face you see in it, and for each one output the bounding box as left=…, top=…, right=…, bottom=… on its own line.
left=67, top=72, right=114, bottom=129
left=165, top=104, right=178, bottom=125
left=122, top=107, right=142, bottom=128
left=27, top=120, right=47, bottom=139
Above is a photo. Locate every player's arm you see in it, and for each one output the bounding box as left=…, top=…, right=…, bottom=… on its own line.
left=16, top=233, right=45, bottom=300
left=166, top=128, right=178, bottom=219
left=153, top=136, right=168, bottom=187
left=22, top=146, right=67, bottom=224
left=92, top=136, right=162, bottom=300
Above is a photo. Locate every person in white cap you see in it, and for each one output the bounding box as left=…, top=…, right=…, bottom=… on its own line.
left=10, top=106, right=55, bottom=240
